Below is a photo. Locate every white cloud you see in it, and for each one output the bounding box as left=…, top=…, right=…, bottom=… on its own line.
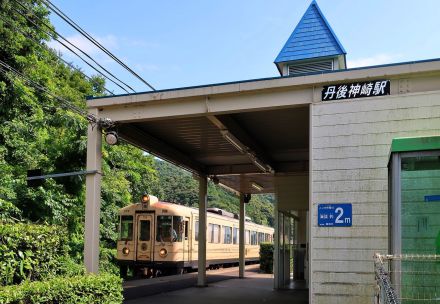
left=347, top=54, right=403, bottom=68
left=134, top=63, right=160, bottom=72
left=47, top=33, right=118, bottom=56
left=123, top=39, right=160, bottom=48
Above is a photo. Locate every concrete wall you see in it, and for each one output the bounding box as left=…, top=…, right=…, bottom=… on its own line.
left=276, top=175, right=309, bottom=212
left=310, top=90, right=440, bottom=303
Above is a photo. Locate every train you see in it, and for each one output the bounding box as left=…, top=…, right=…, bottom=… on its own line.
left=116, top=194, right=274, bottom=277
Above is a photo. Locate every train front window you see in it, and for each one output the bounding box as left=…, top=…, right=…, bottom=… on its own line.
left=157, top=216, right=172, bottom=242
left=119, top=215, right=133, bottom=241
left=156, top=215, right=183, bottom=242
left=139, top=220, right=150, bottom=241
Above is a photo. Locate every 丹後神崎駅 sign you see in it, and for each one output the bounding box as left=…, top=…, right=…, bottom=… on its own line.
left=321, top=80, right=390, bottom=101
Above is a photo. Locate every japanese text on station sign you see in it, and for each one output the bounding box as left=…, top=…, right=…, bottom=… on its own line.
left=322, top=80, right=390, bottom=101
left=318, top=203, right=352, bottom=227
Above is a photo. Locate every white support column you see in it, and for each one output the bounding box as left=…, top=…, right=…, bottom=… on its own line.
left=84, top=112, right=102, bottom=274
left=239, top=193, right=246, bottom=278
left=308, top=103, right=313, bottom=300
left=273, top=198, right=280, bottom=289
left=197, top=175, right=208, bottom=287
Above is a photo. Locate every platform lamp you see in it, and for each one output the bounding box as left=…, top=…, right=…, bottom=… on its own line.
left=105, top=131, right=119, bottom=145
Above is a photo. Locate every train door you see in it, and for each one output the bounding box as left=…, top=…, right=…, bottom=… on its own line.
left=136, top=214, right=153, bottom=261
left=183, top=217, right=191, bottom=262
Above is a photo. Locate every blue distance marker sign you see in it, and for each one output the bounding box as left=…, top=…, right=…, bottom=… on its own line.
left=318, top=203, right=352, bottom=227
left=425, top=195, right=440, bottom=202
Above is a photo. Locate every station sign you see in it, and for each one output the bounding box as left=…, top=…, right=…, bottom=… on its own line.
left=318, top=203, right=352, bottom=227
left=322, top=80, right=390, bottom=101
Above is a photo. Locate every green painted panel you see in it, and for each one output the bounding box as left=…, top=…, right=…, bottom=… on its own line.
left=391, top=136, right=440, bottom=153
left=400, top=155, right=440, bottom=303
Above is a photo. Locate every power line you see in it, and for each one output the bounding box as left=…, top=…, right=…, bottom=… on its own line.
left=12, top=0, right=134, bottom=93
left=0, top=59, right=113, bottom=129
left=58, top=57, right=115, bottom=96
left=42, top=0, right=156, bottom=91
left=10, top=1, right=135, bottom=94
left=0, top=13, right=115, bottom=96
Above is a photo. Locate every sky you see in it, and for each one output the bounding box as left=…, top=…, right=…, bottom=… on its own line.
left=48, top=0, right=440, bottom=94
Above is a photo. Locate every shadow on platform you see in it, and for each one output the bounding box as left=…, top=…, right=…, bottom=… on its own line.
left=124, top=265, right=308, bottom=304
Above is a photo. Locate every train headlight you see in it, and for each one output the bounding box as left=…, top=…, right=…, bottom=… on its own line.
left=159, top=248, right=168, bottom=257
left=122, top=247, right=130, bottom=255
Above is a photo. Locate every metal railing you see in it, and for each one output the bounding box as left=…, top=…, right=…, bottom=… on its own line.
left=374, top=253, right=440, bottom=304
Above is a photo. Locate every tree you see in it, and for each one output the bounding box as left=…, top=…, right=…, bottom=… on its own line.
left=155, top=160, right=274, bottom=226
left=0, top=0, right=160, bottom=247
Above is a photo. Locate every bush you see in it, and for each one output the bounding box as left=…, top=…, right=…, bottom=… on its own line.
left=100, top=247, right=119, bottom=276
left=0, top=223, right=68, bottom=286
left=0, top=273, right=123, bottom=304
left=0, top=200, right=21, bottom=223
left=259, top=242, right=274, bottom=274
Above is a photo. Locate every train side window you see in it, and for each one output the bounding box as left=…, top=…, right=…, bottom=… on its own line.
left=208, top=224, right=213, bottom=243
left=195, top=221, right=199, bottom=242
left=251, top=231, right=257, bottom=245
left=258, top=232, right=264, bottom=244
left=233, top=227, right=239, bottom=244
left=119, top=215, right=133, bottom=241
left=214, top=224, right=220, bottom=243
left=223, top=226, right=232, bottom=244
left=245, top=230, right=250, bottom=245
left=184, top=220, right=189, bottom=240
left=172, top=216, right=183, bottom=242
left=209, top=224, right=220, bottom=243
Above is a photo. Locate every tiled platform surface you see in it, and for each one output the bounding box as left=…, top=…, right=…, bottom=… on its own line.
left=124, top=265, right=308, bottom=304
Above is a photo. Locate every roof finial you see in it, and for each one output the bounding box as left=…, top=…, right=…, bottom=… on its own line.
left=274, top=0, right=347, bottom=76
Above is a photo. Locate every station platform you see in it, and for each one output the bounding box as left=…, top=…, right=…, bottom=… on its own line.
left=124, top=265, right=308, bottom=304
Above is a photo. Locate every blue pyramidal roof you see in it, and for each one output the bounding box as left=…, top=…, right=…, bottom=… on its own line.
left=274, top=0, right=346, bottom=64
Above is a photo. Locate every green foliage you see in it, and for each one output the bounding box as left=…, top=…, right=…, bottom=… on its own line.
left=56, top=255, right=86, bottom=277
left=99, top=247, right=119, bottom=276
left=156, top=160, right=275, bottom=226
left=100, top=144, right=160, bottom=245
left=0, top=273, right=123, bottom=304
left=0, top=0, right=95, bottom=234
left=0, top=223, right=69, bottom=286
left=155, top=160, right=197, bottom=206
left=259, top=242, right=274, bottom=274
left=0, top=0, right=161, bottom=247
left=246, top=194, right=275, bottom=226
left=0, top=1, right=275, bottom=292
left=0, top=199, right=21, bottom=223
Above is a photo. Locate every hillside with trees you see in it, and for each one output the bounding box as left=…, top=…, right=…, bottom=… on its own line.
left=0, top=0, right=274, bottom=264
left=155, top=160, right=274, bottom=226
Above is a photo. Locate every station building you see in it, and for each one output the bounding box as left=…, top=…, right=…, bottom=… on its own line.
left=84, top=1, right=440, bottom=303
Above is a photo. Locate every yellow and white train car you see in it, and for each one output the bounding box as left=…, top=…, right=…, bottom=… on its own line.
left=116, top=195, right=274, bottom=276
